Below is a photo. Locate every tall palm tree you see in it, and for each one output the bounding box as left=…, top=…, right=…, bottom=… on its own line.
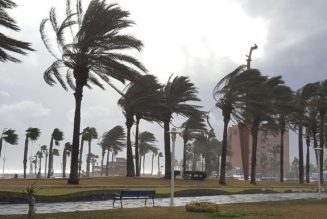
left=291, top=84, right=317, bottom=184
left=268, top=78, right=293, bottom=182
left=0, top=0, right=34, bottom=62
left=40, top=145, right=48, bottom=178
left=23, top=128, right=41, bottom=178
left=157, top=152, right=163, bottom=175
left=48, top=128, right=64, bottom=178
left=82, top=127, right=98, bottom=177
left=36, top=150, right=43, bottom=177
left=100, top=126, right=125, bottom=176
left=160, top=75, right=202, bottom=178
left=40, top=0, right=146, bottom=184
left=180, top=115, right=206, bottom=175
left=312, top=80, right=327, bottom=183
left=62, top=142, right=72, bottom=178
left=213, top=66, right=267, bottom=184
left=118, top=75, right=163, bottom=176
left=0, top=128, right=18, bottom=158
left=138, top=131, right=158, bottom=175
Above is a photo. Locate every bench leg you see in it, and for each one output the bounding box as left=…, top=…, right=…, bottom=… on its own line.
left=113, top=199, right=115, bottom=208
left=145, top=198, right=147, bottom=206
left=152, top=198, right=154, bottom=207
left=121, top=198, right=123, bottom=208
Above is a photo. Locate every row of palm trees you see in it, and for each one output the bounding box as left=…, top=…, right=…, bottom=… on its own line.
left=214, top=65, right=327, bottom=185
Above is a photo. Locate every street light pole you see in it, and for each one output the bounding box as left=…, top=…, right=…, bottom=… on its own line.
left=168, top=128, right=180, bottom=207
left=314, top=147, right=323, bottom=200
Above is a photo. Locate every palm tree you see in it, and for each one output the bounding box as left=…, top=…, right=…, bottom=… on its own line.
left=0, top=0, right=34, bottom=62
left=160, top=75, right=202, bottom=178
left=138, top=131, right=158, bottom=175
left=51, top=148, right=60, bottom=175
left=79, top=127, right=88, bottom=177
left=82, top=127, right=98, bottom=177
left=40, top=0, right=146, bottom=184
left=213, top=66, right=267, bottom=184
left=23, top=128, right=41, bottom=178
left=48, top=128, right=64, bottom=178
left=312, top=80, right=327, bottom=183
left=62, top=142, right=72, bottom=178
left=100, top=126, right=126, bottom=176
left=118, top=75, right=163, bottom=176
left=157, top=152, right=163, bottom=175
left=268, top=78, right=293, bottom=182
left=36, top=150, right=43, bottom=177
left=180, top=115, right=206, bottom=176
left=40, top=145, right=48, bottom=178
left=0, top=128, right=18, bottom=158
left=291, top=84, right=317, bottom=184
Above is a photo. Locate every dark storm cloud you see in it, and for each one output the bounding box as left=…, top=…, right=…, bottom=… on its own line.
left=240, top=0, right=327, bottom=89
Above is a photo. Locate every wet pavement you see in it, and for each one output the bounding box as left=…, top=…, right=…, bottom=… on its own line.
left=2, top=192, right=327, bottom=215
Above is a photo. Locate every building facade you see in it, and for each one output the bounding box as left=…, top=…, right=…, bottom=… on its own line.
left=227, top=125, right=289, bottom=178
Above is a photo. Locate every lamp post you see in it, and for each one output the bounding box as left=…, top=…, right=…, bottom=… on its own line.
left=314, top=147, right=323, bottom=200
left=168, top=128, right=180, bottom=207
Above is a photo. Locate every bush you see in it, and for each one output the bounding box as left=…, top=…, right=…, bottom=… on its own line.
left=185, top=202, right=220, bottom=213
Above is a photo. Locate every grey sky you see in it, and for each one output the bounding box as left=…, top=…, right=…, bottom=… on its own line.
left=0, top=0, right=326, bottom=173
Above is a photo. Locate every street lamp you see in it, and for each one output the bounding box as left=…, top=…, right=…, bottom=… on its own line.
left=168, top=127, right=180, bottom=207
left=314, top=147, right=323, bottom=200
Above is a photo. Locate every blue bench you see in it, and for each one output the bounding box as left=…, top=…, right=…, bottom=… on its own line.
left=113, top=190, right=155, bottom=208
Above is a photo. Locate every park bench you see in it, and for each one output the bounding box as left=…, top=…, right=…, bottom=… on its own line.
left=183, top=171, right=207, bottom=180
left=112, top=190, right=155, bottom=208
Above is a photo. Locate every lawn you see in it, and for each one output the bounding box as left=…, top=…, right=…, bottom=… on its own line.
left=0, top=177, right=323, bottom=198
left=2, top=198, right=327, bottom=219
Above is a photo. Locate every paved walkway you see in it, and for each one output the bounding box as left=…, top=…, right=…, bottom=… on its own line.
left=1, top=192, right=326, bottom=215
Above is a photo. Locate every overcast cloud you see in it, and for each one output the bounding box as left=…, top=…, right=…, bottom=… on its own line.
left=0, top=0, right=326, bottom=173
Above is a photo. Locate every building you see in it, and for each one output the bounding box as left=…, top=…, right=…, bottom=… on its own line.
left=227, top=125, right=289, bottom=178
left=94, top=157, right=127, bottom=176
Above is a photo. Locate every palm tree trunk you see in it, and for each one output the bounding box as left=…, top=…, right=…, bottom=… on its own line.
left=86, top=140, right=91, bottom=177
left=164, top=118, right=171, bottom=179
left=298, top=123, right=304, bottom=184
left=47, top=137, right=54, bottom=178
left=62, top=149, right=66, bottom=178
left=68, top=83, right=83, bottom=185
left=78, top=139, right=84, bottom=177
left=250, top=121, right=260, bottom=184
left=305, top=130, right=310, bottom=183
left=182, top=136, right=187, bottom=177
left=157, top=155, right=160, bottom=175
left=34, top=157, right=37, bottom=175
left=219, top=113, right=230, bottom=185
left=126, top=115, right=135, bottom=177
left=151, top=153, right=154, bottom=175
left=44, top=152, right=48, bottom=179
left=106, top=148, right=110, bottom=176
left=135, top=116, right=141, bottom=176
left=101, top=149, right=105, bottom=176
left=238, top=123, right=250, bottom=180
left=0, top=138, right=2, bottom=158
left=319, top=110, right=325, bottom=184
left=280, top=125, right=285, bottom=182
left=143, top=155, right=145, bottom=176
left=217, top=155, right=220, bottom=177
left=38, top=156, right=42, bottom=176
left=23, top=136, right=28, bottom=179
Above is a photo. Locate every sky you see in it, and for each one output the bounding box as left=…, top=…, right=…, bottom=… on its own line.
left=0, top=0, right=326, bottom=174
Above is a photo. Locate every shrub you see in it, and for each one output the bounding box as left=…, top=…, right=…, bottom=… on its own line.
left=185, top=202, right=220, bottom=213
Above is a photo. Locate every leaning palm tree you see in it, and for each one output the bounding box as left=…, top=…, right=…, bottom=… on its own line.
left=23, top=128, right=41, bottom=178
left=82, top=127, right=98, bottom=177
left=180, top=115, right=206, bottom=175
left=213, top=66, right=267, bottom=184
left=40, top=0, right=146, bottom=184
left=40, top=145, right=48, bottom=178
left=138, top=131, right=158, bottom=175
left=62, top=142, right=72, bottom=178
left=311, top=80, right=327, bottom=183
left=157, top=152, right=163, bottom=175
left=118, top=74, right=163, bottom=176
left=0, top=128, right=18, bottom=158
left=100, top=126, right=126, bottom=176
left=160, top=75, right=202, bottom=178
left=47, top=128, right=64, bottom=178
left=0, top=0, right=34, bottom=62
